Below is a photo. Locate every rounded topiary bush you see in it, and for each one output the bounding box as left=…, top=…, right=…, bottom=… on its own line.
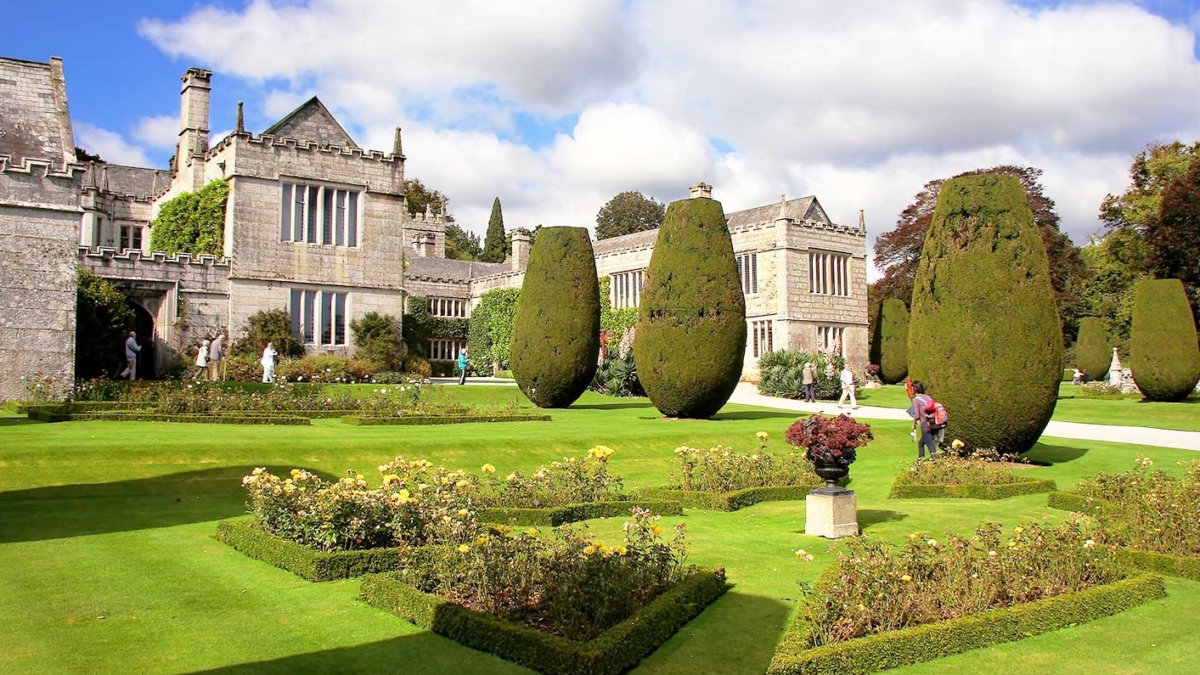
left=1074, top=317, right=1110, bottom=383
left=908, top=173, right=1063, bottom=454
left=1130, top=278, right=1200, bottom=402
left=633, top=196, right=746, bottom=418
left=878, top=298, right=910, bottom=384
left=510, top=227, right=600, bottom=408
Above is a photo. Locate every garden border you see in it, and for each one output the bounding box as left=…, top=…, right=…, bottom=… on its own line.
left=635, top=485, right=823, bottom=511
left=360, top=565, right=728, bottom=675
left=216, top=519, right=402, bottom=581
left=889, top=478, right=1057, bottom=500
left=476, top=500, right=683, bottom=526
left=27, top=410, right=310, bottom=425
left=342, top=413, right=551, bottom=426
left=767, top=573, right=1165, bottom=675
left=1047, top=491, right=1200, bottom=581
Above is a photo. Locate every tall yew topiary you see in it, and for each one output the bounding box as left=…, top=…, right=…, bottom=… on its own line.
left=510, top=227, right=600, bottom=407
left=1074, top=317, right=1110, bottom=383
left=1129, top=278, right=1200, bottom=401
left=908, top=173, right=1062, bottom=454
left=634, top=196, right=746, bottom=418
left=878, top=298, right=909, bottom=384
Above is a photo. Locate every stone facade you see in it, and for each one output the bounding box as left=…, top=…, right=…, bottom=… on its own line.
left=0, top=56, right=82, bottom=399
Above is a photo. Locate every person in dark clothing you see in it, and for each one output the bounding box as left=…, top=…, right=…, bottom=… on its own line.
left=907, top=380, right=938, bottom=458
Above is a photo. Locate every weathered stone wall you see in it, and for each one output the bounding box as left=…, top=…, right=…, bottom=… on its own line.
left=0, top=165, right=82, bottom=400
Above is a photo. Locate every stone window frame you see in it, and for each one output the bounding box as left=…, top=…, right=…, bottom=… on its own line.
left=289, top=287, right=349, bottom=347
left=736, top=252, right=759, bottom=295
left=429, top=338, right=467, bottom=361
left=612, top=269, right=645, bottom=309
left=815, top=324, right=846, bottom=357
left=279, top=177, right=362, bottom=248
left=429, top=297, right=469, bottom=318
left=808, top=249, right=851, bottom=297
left=750, top=319, right=774, bottom=358
left=116, top=220, right=143, bottom=253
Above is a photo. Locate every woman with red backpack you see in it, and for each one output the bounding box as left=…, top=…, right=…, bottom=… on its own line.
left=907, top=381, right=944, bottom=458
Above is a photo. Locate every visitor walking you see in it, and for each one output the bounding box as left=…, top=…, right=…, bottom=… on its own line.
left=117, top=331, right=141, bottom=380
left=908, top=381, right=938, bottom=458
left=1071, top=368, right=1084, bottom=385
left=836, top=364, right=857, bottom=409
left=195, top=339, right=209, bottom=380
left=802, top=361, right=817, bottom=402
left=261, top=341, right=278, bottom=383
left=457, top=349, right=468, bottom=385
left=208, top=332, right=225, bottom=381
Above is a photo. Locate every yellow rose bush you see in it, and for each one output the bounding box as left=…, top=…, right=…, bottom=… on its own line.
left=405, top=508, right=687, bottom=641
left=669, top=441, right=824, bottom=493
left=1077, top=457, right=1200, bottom=558
left=475, top=447, right=626, bottom=508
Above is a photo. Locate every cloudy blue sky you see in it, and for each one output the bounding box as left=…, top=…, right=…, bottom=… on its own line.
left=6, top=0, right=1200, bottom=276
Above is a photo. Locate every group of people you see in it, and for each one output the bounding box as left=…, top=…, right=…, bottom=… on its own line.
left=797, top=360, right=859, bottom=409
left=194, top=333, right=278, bottom=383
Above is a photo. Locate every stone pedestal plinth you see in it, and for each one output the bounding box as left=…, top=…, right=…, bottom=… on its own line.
left=805, top=486, right=858, bottom=539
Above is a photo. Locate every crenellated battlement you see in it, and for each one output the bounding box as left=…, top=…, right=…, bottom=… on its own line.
left=208, top=131, right=403, bottom=165
left=79, top=246, right=230, bottom=268
left=0, top=154, right=85, bottom=181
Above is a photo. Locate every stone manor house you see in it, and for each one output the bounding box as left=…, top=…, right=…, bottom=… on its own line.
left=0, top=56, right=867, bottom=400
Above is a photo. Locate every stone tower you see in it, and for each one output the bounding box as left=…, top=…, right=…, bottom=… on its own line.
left=176, top=68, right=211, bottom=192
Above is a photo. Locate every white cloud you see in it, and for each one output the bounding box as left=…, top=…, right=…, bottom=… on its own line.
left=136, top=0, right=1200, bottom=278
left=74, top=122, right=154, bottom=168
left=132, top=115, right=178, bottom=149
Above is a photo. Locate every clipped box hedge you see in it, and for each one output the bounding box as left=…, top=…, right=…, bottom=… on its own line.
left=216, top=519, right=401, bottom=581
left=635, top=485, right=819, bottom=511
left=1047, top=491, right=1200, bottom=581
left=768, top=573, right=1165, bottom=675
left=16, top=401, right=126, bottom=414
left=361, top=565, right=729, bottom=675
left=890, top=477, right=1057, bottom=500
left=341, top=413, right=551, bottom=426
left=27, top=410, right=310, bottom=425
left=476, top=500, right=683, bottom=526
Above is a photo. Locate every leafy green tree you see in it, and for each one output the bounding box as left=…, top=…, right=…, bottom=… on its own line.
left=634, top=196, right=746, bottom=418
left=1130, top=278, right=1200, bottom=401
left=467, top=288, right=520, bottom=373
left=404, top=178, right=452, bottom=220
left=1075, top=228, right=1148, bottom=351
left=1148, top=155, right=1200, bottom=319
left=75, top=269, right=134, bottom=378
left=443, top=223, right=482, bottom=261
left=482, top=197, right=508, bottom=263
left=149, top=179, right=229, bottom=256
left=1100, top=141, right=1200, bottom=233
left=230, top=309, right=304, bottom=360
left=351, top=312, right=404, bottom=371
left=595, top=191, right=665, bottom=240
left=908, top=174, right=1062, bottom=454
left=872, top=166, right=1084, bottom=343
left=510, top=227, right=600, bottom=407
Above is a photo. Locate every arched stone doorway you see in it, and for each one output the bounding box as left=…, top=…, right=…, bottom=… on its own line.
left=128, top=300, right=156, bottom=380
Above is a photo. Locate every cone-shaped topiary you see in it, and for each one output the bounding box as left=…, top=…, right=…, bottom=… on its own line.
left=878, top=298, right=910, bottom=384
left=1074, top=317, right=1110, bottom=383
left=1130, top=278, right=1200, bottom=401
left=908, top=173, right=1063, bottom=454
left=510, top=227, right=600, bottom=407
left=634, top=196, right=746, bottom=418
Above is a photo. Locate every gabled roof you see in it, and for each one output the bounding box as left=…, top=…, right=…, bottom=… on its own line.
left=0, top=56, right=75, bottom=169
left=263, top=96, right=357, bottom=147
left=726, top=195, right=831, bottom=229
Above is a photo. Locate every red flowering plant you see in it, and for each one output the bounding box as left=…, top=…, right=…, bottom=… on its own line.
left=785, top=414, right=873, bottom=468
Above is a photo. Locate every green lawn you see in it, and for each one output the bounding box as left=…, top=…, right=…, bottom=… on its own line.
left=1, top=387, right=1198, bottom=674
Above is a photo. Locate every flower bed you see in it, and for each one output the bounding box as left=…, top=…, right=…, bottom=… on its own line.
left=1047, top=458, right=1200, bottom=580
left=342, top=413, right=551, bottom=425
left=890, top=455, right=1056, bottom=499
left=473, top=447, right=627, bottom=509
left=361, top=509, right=727, bottom=674
left=216, top=519, right=402, bottom=581
left=769, top=522, right=1162, bottom=674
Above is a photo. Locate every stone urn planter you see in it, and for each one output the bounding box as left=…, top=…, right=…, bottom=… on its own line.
left=786, top=414, right=874, bottom=539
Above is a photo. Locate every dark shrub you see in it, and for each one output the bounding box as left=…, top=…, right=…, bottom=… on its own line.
left=75, top=269, right=135, bottom=379
left=510, top=227, right=600, bottom=407
left=908, top=173, right=1063, bottom=454
left=351, top=312, right=404, bottom=371
left=634, top=197, right=746, bottom=418
left=230, top=309, right=304, bottom=360
left=590, top=349, right=644, bottom=397
left=878, top=298, right=910, bottom=384
left=1130, top=278, right=1200, bottom=401
left=1075, top=317, right=1110, bottom=383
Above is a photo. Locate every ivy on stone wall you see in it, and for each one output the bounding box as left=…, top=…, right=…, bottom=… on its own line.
left=149, top=179, right=229, bottom=256
left=402, top=297, right=470, bottom=359
left=467, top=288, right=520, bottom=373
left=598, top=276, right=638, bottom=339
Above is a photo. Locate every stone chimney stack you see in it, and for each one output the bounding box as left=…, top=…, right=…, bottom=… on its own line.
left=511, top=229, right=531, bottom=271
left=858, top=209, right=866, bottom=234
left=177, top=68, right=212, bottom=191
left=413, top=232, right=437, bottom=258
left=689, top=181, right=713, bottom=199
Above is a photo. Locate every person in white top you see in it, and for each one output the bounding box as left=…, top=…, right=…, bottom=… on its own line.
left=261, top=341, right=278, bottom=383
left=195, top=339, right=210, bottom=380
left=118, top=331, right=141, bottom=380
left=837, top=364, right=858, bottom=409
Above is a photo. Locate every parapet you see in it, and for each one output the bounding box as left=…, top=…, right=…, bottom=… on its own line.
left=79, top=246, right=230, bottom=268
